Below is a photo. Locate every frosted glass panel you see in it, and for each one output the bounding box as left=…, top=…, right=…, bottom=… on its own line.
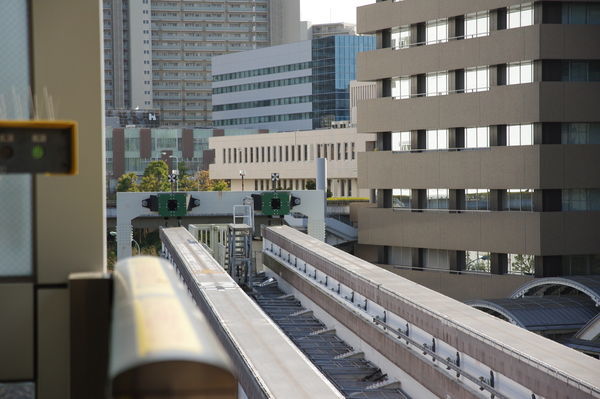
left=0, top=177, right=32, bottom=276
left=0, top=0, right=32, bottom=277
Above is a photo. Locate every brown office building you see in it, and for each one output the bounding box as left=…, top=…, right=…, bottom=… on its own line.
left=355, top=1, right=600, bottom=288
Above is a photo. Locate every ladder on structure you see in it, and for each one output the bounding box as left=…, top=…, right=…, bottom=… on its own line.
left=227, top=223, right=253, bottom=285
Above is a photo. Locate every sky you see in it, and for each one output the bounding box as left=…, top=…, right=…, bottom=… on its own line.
left=300, top=0, right=374, bottom=25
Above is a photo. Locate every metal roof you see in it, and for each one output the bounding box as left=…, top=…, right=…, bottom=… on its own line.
left=511, top=275, right=600, bottom=306
left=252, top=274, right=409, bottom=399
left=467, top=296, right=599, bottom=332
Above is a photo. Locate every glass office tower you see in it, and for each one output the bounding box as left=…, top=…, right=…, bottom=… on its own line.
left=312, top=36, right=375, bottom=129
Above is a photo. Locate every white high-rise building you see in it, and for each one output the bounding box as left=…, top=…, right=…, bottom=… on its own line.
left=102, top=0, right=302, bottom=127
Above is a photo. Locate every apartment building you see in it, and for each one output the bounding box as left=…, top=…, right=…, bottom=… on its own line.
left=356, top=1, right=600, bottom=278
left=209, top=127, right=376, bottom=197
left=211, top=35, right=376, bottom=131
left=103, top=0, right=302, bottom=126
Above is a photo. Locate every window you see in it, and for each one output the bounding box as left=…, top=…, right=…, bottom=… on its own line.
left=465, top=127, right=489, bottom=148
left=465, top=67, right=489, bottom=92
left=562, top=189, right=600, bottom=211
left=426, top=19, right=448, bottom=44
left=465, top=251, right=491, bottom=272
left=508, top=254, right=535, bottom=275
left=391, top=25, right=411, bottom=48
left=424, top=249, right=450, bottom=270
left=507, top=61, right=534, bottom=85
left=427, top=189, right=449, bottom=209
left=392, top=131, right=411, bottom=151
left=426, top=129, right=448, bottom=150
left=351, top=142, right=355, bottom=160
left=125, top=137, right=140, bottom=151
left=562, top=3, right=600, bottom=25
left=560, top=61, right=600, bottom=82
left=392, top=76, right=410, bottom=99
left=507, top=124, right=534, bottom=146
left=426, top=72, right=448, bottom=96
left=392, top=189, right=411, bottom=208
left=465, top=11, right=489, bottom=38
left=504, top=189, right=534, bottom=211
left=465, top=189, right=490, bottom=210
left=508, top=2, right=534, bottom=29
left=562, top=255, right=600, bottom=276
left=561, top=123, right=600, bottom=144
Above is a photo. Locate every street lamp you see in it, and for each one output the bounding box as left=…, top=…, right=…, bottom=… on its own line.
left=239, top=169, right=246, bottom=191
left=161, top=152, right=180, bottom=191
left=109, top=231, right=141, bottom=256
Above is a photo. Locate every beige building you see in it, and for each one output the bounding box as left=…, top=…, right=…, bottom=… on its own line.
left=355, top=0, right=600, bottom=279
left=209, top=127, right=375, bottom=197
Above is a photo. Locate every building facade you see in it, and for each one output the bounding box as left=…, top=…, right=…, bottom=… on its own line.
left=356, top=1, right=600, bottom=277
left=209, top=127, right=376, bottom=197
left=105, top=126, right=265, bottom=190
left=309, top=22, right=356, bottom=39
left=103, top=0, right=302, bottom=127
left=211, top=35, right=376, bottom=131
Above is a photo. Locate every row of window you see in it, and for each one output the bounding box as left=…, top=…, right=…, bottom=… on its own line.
left=387, top=2, right=600, bottom=50
left=391, top=123, right=600, bottom=151
left=390, top=4, right=533, bottom=49
left=392, top=188, right=534, bottom=211
left=221, top=142, right=357, bottom=164
left=392, top=124, right=535, bottom=151
left=213, top=61, right=312, bottom=82
left=213, top=95, right=312, bottom=112
left=389, top=246, right=534, bottom=275
left=391, top=61, right=534, bottom=99
left=391, top=188, right=600, bottom=212
left=214, top=112, right=312, bottom=127
left=391, top=246, right=600, bottom=276
left=213, top=75, right=312, bottom=94
left=253, top=178, right=354, bottom=197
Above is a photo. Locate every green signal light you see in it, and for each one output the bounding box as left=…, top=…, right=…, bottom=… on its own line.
left=32, top=145, right=45, bottom=160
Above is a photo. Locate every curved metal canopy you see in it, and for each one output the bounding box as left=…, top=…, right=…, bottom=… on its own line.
left=468, top=296, right=598, bottom=332
left=510, top=276, right=600, bottom=306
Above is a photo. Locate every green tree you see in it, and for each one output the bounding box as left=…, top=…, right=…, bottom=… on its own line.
left=510, top=254, right=534, bottom=275
left=116, top=172, right=139, bottom=192
left=194, top=170, right=213, bottom=191
left=139, top=160, right=170, bottom=192
left=211, top=179, right=230, bottom=192
left=305, top=180, right=316, bottom=190
left=178, top=161, right=188, bottom=177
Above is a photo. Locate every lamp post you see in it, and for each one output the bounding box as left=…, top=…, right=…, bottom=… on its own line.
left=239, top=169, right=246, bottom=191
left=110, top=231, right=141, bottom=256
left=161, top=152, right=180, bottom=191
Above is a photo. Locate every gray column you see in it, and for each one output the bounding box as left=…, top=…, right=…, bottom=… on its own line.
left=535, top=256, right=563, bottom=277
left=491, top=253, right=508, bottom=275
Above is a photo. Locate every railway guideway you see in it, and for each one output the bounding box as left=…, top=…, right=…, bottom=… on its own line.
left=262, top=225, right=600, bottom=399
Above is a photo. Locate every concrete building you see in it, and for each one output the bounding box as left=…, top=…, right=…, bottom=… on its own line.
left=211, top=35, right=376, bottom=131
left=209, top=127, right=376, bottom=197
left=355, top=1, right=600, bottom=278
left=309, top=22, right=356, bottom=39
left=106, top=127, right=265, bottom=190
left=350, top=80, right=377, bottom=126
left=103, top=0, right=303, bottom=127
